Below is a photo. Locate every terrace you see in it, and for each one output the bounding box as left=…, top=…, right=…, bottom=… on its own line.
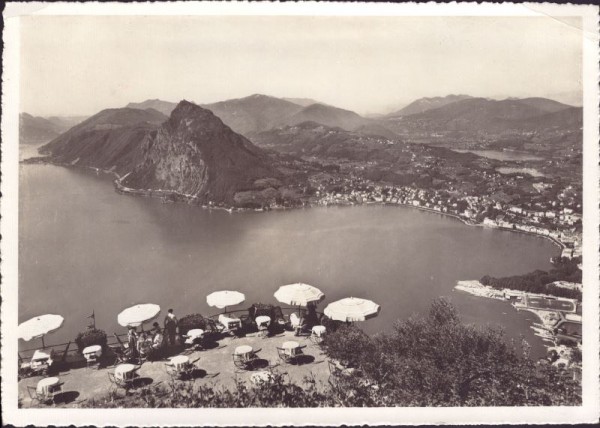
left=18, top=309, right=333, bottom=408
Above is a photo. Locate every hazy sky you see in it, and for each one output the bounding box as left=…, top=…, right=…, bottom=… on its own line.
left=20, top=15, right=583, bottom=116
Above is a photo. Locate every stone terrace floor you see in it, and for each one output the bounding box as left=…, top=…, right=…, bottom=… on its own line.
left=18, top=330, right=331, bottom=408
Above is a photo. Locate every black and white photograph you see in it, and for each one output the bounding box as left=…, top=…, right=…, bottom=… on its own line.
left=2, top=2, right=599, bottom=426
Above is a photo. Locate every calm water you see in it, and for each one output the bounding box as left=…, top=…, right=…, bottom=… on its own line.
left=453, top=149, right=543, bottom=161
left=496, top=167, right=545, bottom=177
left=19, top=164, right=559, bottom=358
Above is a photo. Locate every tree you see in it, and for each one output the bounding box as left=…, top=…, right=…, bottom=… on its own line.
left=322, top=298, right=581, bottom=406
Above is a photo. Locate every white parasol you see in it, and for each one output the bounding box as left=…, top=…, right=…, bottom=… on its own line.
left=274, top=283, right=325, bottom=314
left=206, top=290, right=246, bottom=313
left=118, top=303, right=161, bottom=329
left=19, top=314, right=64, bottom=348
left=324, top=297, right=381, bottom=322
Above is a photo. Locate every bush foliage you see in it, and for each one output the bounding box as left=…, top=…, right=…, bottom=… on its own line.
left=178, top=313, right=213, bottom=335
left=74, top=328, right=108, bottom=354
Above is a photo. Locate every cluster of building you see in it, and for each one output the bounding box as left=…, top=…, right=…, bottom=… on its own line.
left=312, top=178, right=582, bottom=256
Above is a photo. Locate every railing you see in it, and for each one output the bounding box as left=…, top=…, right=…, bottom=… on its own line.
left=18, top=306, right=326, bottom=363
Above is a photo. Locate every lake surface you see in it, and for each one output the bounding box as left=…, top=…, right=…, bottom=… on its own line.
left=453, top=149, right=543, bottom=161
left=19, top=163, right=559, bottom=358
left=496, top=167, right=545, bottom=177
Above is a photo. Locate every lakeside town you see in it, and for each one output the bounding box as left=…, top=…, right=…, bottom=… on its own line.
left=454, top=280, right=582, bottom=371
left=310, top=174, right=582, bottom=258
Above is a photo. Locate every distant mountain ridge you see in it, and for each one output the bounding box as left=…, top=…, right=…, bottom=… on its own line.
left=201, top=94, right=304, bottom=136
left=201, top=94, right=371, bottom=136
left=383, top=96, right=580, bottom=134
left=282, top=97, right=328, bottom=107
left=126, top=99, right=178, bottom=116
left=40, top=107, right=168, bottom=172
left=388, top=95, right=473, bottom=117
left=286, top=103, right=368, bottom=131
left=19, top=113, right=63, bottom=144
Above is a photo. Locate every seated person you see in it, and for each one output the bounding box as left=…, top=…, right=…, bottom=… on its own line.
left=150, top=323, right=163, bottom=345
left=147, top=324, right=164, bottom=359
left=292, top=313, right=306, bottom=336
left=136, top=332, right=152, bottom=358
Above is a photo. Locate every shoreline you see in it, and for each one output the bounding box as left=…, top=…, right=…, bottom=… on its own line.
left=22, top=157, right=565, bottom=252
left=454, top=280, right=568, bottom=347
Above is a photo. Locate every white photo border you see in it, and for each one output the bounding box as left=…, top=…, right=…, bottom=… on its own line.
left=2, top=2, right=599, bottom=426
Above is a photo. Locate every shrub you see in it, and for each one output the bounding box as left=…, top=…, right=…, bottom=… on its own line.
left=74, top=328, right=108, bottom=354
left=178, top=313, right=210, bottom=335
left=321, top=324, right=376, bottom=368
left=83, top=370, right=335, bottom=408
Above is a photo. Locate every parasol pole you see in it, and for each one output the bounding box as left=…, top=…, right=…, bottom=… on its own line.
left=41, top=335, right=46, bottom=349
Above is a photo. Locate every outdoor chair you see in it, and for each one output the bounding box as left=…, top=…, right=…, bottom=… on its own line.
left=276, top=344, right=306, bottom=364
left=109, top=344, right=131, bottom=366
left=289, top=313, right=311, bottom=336
left=310, top=325, right=327, bottom=344
left=27, top=378, right=64, bottom=406
left=108, top=372, right=133, bottom=393
left=111, top=332, right=137, bottom=365
left=165, top=356, right=200, bottom=380
left=232, top=346, right=261, bottom=371
left=203, top=317, right=224, bottom=337
left=108, top=365, right=140, bottom=393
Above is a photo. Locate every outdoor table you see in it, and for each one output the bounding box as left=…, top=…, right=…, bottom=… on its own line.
left=32, top=349, right=52, bottom=363
left=312, top=325, right=326, bottom=337
left=282, top=341, right=301, bottom=356
left=255, top=316, right=271, bottom=336
left=255, top=315, right=271, bottom=327
left=219, top=314, right=242, bottom=330
left=83, top=344, right=102, bottom=358
left=115, top=363, right=137, bottom=381
left=187, top=329, right=204, bottom=338
left=184, top=329, right=204, bottom=345
left=36, top=377, right=60, bottom=395
left=234, top=345, right=254, bottom=361
left=170, top=355, right=190, bottom=370
left=31, top=349, right=53, bottom=371
left=250, top=371, right=272, bottom=385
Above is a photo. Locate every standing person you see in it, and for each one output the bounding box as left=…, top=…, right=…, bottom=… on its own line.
left=164, top=308, right=179, bottom=347
left=127, top=326, right=138, bottom=359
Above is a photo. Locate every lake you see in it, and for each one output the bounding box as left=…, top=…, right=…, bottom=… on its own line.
left=453, top=149, right=543, bottom=161
left=19, top=163, right=559, bottom=358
